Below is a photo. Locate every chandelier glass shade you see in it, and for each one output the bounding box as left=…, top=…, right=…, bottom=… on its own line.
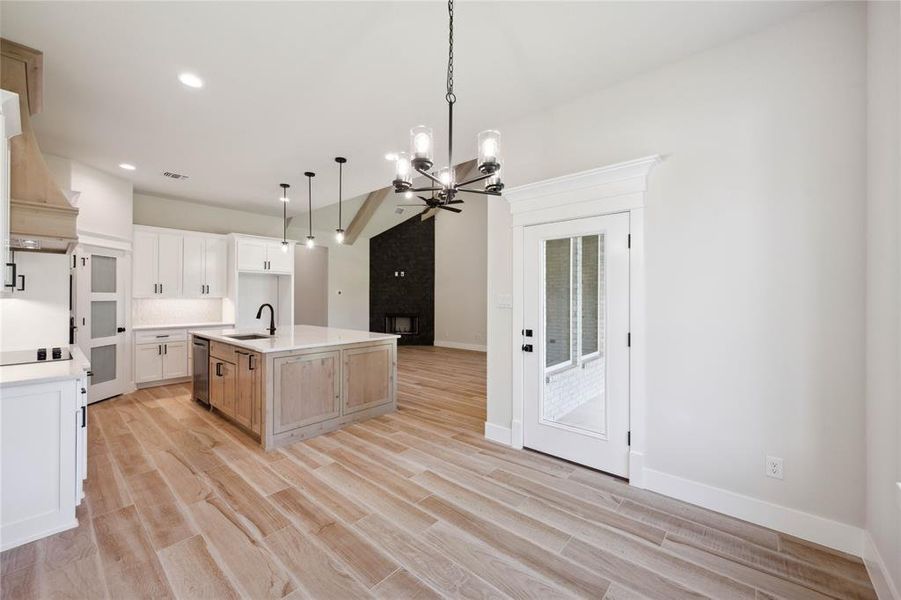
left=391, top=0, right=504, bottom=204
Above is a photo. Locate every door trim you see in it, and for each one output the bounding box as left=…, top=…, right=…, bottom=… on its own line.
left=506, top=155, right=660, bottom=487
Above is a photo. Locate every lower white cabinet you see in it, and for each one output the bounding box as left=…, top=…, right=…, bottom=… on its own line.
left=135, top=341, right=187, bottom=384
left=1, top=377, right=83, bottom=551
left=134, top=325, right=232, bottom=386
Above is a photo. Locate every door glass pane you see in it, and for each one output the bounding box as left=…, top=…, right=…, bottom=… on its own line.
left=580, top=235, right=601, bottom=356
left=542, top=234, right=606, bottom=436
left=544, top=238, right=572, bottom=368
left=91, top=255, right=117, bottom=293
left=91, top=344, right=116, bottom=384
left=91, top=301, right=117, bottom=338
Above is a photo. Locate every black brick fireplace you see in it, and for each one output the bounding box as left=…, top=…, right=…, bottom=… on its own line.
left=369, top=216, right=434, bottom=345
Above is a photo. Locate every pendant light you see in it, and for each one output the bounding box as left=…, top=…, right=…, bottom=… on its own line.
left=304, top=171, right=315, bottom=249
left=390, top=0, right=504, bottom=205
left=335, top=157, right=346, bottom=243
left=279, top=183, right=290, bottom=253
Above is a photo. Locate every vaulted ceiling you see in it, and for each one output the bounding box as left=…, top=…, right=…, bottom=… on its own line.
left=1, top=1, right=818, bottom=215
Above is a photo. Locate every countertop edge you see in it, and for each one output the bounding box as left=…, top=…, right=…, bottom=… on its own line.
left=133, top=322, right=235, bottom=331
left=190, top=327, right=400, bottom=354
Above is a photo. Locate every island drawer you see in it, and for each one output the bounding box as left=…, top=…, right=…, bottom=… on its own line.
left=210, top=341, right=237, bottom=363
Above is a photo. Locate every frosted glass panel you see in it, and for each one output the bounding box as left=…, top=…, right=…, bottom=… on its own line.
left=91, top=301, right=117, bottom=339
left=544, top=238, right=571, bottom=368
left=91, top=345, right=116, bottom=385
left=91, top=255, right=117, bottom=293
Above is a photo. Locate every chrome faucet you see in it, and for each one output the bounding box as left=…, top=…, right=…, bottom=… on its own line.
left=256, top=303, right=276, bottom=335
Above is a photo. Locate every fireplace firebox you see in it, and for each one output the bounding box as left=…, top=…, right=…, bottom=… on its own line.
left=385, top=314, right=419, bottom=336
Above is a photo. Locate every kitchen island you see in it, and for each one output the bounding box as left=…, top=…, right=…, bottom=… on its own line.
left=190, top=325, right=398, bottom=450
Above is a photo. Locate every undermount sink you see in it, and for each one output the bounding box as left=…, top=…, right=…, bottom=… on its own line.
left=225, top=334, right=271, bottom=340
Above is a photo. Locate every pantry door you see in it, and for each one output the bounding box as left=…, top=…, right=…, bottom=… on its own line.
left=76, top=247, right=130, bottom=403
left=522, top=212, right=630, bottom=476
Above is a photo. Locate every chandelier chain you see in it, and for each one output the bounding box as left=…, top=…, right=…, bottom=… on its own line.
left=446, top=0, right=455, bottom=104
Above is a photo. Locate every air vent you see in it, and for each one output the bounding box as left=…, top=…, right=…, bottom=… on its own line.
left=163, top=171, right=189, bottom=180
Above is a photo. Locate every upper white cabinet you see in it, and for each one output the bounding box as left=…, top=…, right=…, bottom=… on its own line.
left=133, top=229, right=183, bottom=298
left=236, top=237, right=293, bottom=273
left=183, top=234, right=227, bottom=298
left=133, top=226, right=227, bottom=299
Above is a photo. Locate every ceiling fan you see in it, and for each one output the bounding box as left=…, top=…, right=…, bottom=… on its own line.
left=398, top=195, right=464, bottom=220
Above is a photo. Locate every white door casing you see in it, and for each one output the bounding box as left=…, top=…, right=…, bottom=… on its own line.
left=505, top=155, right=660, bottom=485
left=523, top=213, right=631, bottom=475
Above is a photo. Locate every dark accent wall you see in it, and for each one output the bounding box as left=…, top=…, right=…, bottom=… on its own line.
left=369, top=216, right=434, bottom=345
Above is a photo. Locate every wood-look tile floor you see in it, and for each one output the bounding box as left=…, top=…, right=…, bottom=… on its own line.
left=1, top=346, right=876, bottom=600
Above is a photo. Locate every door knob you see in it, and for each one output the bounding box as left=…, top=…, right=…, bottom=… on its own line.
left=521, top=344, right=533, bottom=352
left=117, top=327, right=126, bottom=333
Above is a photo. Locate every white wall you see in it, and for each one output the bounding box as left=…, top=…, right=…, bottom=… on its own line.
left=864, top=0, right=901, bottom=594
left=435, top=194, right=488, bottom=351
left=294, top=245, right=328, bottom=326
left=69, top=160, right=133, bottom=245
left=488, top=2, right=867, bottom=545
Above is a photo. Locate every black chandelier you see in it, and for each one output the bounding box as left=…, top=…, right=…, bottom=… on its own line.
left=391, top=0, right=503, bottom=205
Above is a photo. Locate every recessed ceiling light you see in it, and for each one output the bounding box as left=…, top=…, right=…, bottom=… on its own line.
left=178, top=72, right=204, bottom=89
left=119, top=163, right=136, bottom=171
left=385, top=152, right=398, bottom=161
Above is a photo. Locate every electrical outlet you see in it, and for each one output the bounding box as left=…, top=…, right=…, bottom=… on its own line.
left=765, top=455, right=784, bottom=480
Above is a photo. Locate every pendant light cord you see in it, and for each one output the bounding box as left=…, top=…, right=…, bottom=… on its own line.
left=338, top=161, right=343, bottom=228
left=446, top=0, right=455, bottom=186
left=307, top=175, right=313, bottom=237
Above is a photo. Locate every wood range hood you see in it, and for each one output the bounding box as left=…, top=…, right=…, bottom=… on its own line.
left=1, top=39, right=78, bottom=253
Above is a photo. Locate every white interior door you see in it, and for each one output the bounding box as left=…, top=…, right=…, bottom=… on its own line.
left=78, top=248, right=130, bottom=403
left=523, top=212, right=630, bottom=476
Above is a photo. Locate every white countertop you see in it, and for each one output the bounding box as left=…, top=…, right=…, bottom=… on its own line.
left=133, top=322, right=235, bottom=331
left=0, top=346, right=91, bottom=387
left=190, top=325, right=399, bottom=354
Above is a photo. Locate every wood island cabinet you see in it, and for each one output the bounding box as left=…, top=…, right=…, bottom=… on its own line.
left=193, top=330, right=397, bottom=450
left=209, top=346, right=263, bottom=437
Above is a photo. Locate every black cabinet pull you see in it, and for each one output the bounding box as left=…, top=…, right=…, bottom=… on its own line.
left=81, top=406, right=86, bottom=428
left=164, top=344, right=167, bottom=355
left=158, top=344, right=162, bottom=355
left=249, top=354, right=255, bottom=371
left=159, top=283, right=163, bottom=294
left=216, top=362, right=223, bottom=377
left=16, top=274, right=24, bottom=292
left=4, top=262, right=16, bottom=289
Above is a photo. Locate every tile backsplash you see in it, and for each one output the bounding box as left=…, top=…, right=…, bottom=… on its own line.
left=133, top=298, right=224, bottom=326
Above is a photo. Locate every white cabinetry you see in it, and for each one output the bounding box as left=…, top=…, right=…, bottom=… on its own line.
left=133, top=230, right=182, bottom=298
left=134, top=329, right=189, bottom=384
left=1, top=377, right=81, bottom=551
left=133, top=325, right=230, bottom=387
left=236, top=238, right=292, bottom=273
left=134, top=227, right=227, bottom=299
left=183, top=235, right=227, bottom=298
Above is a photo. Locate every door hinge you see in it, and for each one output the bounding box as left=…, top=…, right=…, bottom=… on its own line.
left=627, top=234, right=631, bottom=248
left=627, top=431, right=631, bottom=446
left=627, top=332, right=631, bottom=347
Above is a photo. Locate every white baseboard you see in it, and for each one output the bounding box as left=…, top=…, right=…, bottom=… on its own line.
left=628, top=451, right=646, bottom=488
left=434, top=340, right=487, bottom=352
left=643, top=468, right=864, bottom=556
left=484, top=422, right=512, bottom=446
left=864, top=532, right=901, bottom=600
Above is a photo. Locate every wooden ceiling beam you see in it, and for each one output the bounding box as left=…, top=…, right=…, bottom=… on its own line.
left=343, top=187, right=390, bottom=245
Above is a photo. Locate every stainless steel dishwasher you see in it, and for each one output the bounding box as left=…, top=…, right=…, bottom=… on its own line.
left=192, top=336, right=210, bottom=406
